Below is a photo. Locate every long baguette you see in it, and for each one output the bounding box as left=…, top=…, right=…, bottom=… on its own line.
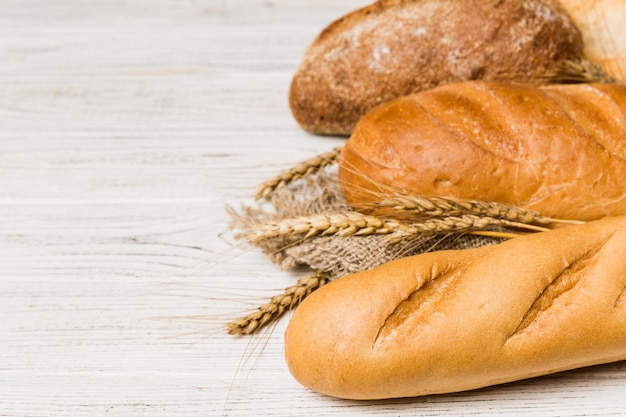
left=338, top=81, right=626, bottom=222
left=284, top=215, right=626, bottom=399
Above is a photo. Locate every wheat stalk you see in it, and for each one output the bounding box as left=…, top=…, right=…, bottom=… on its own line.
left=227, top=271, right=329, bottom=335
left=378, top=195, right=552, bottom=224
left=384, top=214, right=549, bottom=243
left=243, top=211, right=410, bottom=243
left=255, top=147, right=342, bottom=200
left=244, top=210, right=550, bottom=246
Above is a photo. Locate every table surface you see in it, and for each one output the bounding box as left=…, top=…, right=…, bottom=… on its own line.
left=2, top=1, right=626, bottom=416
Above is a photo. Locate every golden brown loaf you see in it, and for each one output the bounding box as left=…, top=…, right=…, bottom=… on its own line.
left=289, top=0, right=585, bottom=135
left=338, top=81, right=626, bottom=222
left=284, top=215, right=626, bottom=399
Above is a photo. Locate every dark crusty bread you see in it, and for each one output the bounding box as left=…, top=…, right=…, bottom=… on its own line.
left=284, top=215, right=626, bottom=399
left=289, top=0, right=585, bottom=135
left=338, top=81, right=626, bottom=222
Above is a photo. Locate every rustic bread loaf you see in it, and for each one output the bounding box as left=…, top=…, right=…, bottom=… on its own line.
left=289, top=0, right=586, bottom=135
left=338, top=81, right=626, bottom=222
left=557, top=0, right=626, bottom=83
left=284, top=215, right=626, bottom=399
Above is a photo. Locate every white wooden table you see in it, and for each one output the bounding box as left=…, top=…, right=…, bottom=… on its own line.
left=1, top=1, right=626, bottom=416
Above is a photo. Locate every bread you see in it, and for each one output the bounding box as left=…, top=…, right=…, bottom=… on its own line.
left=284, top=215, right=626, bottom=399
left=289, top=0, right=585, bottom=136
left=557, top=0, right=626, bottom=83
left=338, top=80, right=626, bottom=222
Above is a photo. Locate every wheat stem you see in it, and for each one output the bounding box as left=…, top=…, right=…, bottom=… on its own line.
left=470, top=230, right=525, bottom=239
left=545, top=218, right=586, bottom=226
left=227, top=271, right=329, bottom=335
left=255, top=147, right=343, bottom=200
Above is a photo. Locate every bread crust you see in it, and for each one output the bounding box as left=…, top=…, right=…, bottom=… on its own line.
left=284, top=216, right=626, bottom=399
left=289, top=0, right=584, bottom=135
left=338, top=81, right=626, bottom=221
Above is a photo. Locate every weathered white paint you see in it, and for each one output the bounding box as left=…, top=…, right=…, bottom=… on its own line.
left=1, top=1, right=625, bottom=416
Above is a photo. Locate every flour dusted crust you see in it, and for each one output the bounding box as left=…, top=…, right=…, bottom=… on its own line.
left=289, top=0, right=584, bottom=135
left=284, top=216, right=626, bottom=399
left=338, top=81, right=626, bottom=222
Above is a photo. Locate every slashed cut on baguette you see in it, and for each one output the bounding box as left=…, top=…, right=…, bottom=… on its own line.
left=284, top=215, right=626, bottom=400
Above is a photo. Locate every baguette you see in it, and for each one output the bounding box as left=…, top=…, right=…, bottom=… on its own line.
left=284, top=215, right=626, bottom=399
left=289, top=0, right=587, bottom=135
left=338, top=81, right=626, bottom=222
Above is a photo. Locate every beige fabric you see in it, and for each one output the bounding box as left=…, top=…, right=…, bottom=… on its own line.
left=285, top=233, right=501, bottom=277
left=229, top=169, right=503, bottom=279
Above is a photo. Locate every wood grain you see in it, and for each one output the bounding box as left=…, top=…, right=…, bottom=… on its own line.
left=1, top=1, right=625, bottom=416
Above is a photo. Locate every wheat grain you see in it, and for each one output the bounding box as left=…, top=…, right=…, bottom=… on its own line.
left=255, top=147, right=342, bottom=200
left=227, top=271, right=329, bottom=335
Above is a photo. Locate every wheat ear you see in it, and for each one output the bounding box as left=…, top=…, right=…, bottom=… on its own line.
left=227, top=271, right=329, bottom=335
left=243, top=211, right=410, bottom=243
left=384, top=214, right=550, bottom=243
left=244, top=211, right=551, bottom=245
left=378, top=195, right=552, bottom=224
left=255, top=147, right=343, bottom=200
